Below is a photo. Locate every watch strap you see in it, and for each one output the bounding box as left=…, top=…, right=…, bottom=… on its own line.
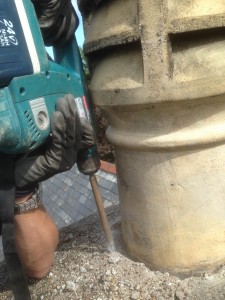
left=14, top=189, right=42, bottom=214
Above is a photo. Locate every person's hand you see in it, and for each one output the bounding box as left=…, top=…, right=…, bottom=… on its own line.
left=32, top=0, right=79, bottom=46
left=15, top=94, right=82, bottom=189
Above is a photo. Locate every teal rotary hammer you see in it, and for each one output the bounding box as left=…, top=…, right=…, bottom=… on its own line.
left=0, top=0, right=90, bottom=154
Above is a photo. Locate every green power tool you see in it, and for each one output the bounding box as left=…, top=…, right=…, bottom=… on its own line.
left=0, top=0, right=91, bottom=154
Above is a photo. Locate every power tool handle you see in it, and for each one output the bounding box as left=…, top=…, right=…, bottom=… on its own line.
left=53, top=36, right=100, bottom=175
left=53, top=36, right=83, bottom=77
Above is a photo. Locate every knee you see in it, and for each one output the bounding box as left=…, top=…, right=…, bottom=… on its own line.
left=25, top=264, right=52, bottom=280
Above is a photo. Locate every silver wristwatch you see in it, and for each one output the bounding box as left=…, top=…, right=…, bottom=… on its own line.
left=14, top=189, right=42, bottom=215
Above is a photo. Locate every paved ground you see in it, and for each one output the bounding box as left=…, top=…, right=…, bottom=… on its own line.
left=42, top=164, right=119, bottom=228
left=0, top=164, right=118, bottom=261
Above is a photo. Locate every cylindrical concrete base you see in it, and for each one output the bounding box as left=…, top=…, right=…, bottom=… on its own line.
left=116, top=144, right=225, bottom=275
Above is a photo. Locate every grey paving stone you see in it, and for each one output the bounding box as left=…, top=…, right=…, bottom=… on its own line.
left=78, top=177, right=89, bottom=187
left=97, top=177, right=113, bottom=189
left=84, top=199, right=97, bottom=211
left=79, top=195, right=87, bottom=204
left=71, top=181, right=84, bottom=191
left=65, top=208, right=82, bottom=221
left=76, top=205, right=93, bottom=218
left=64, top=177, right=73, bottom=186
left=50, top=204, right=62, bottom=216
left=56, top=209, right=72, bottom=223
left=111, top=184, right=118, bottom=194
left=66, top=196, right=78, bottom=207
left=79, top=186, right=92, bottom=197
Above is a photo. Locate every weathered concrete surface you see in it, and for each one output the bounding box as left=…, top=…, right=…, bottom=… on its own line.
left=79, top=0, right=225, bottom=276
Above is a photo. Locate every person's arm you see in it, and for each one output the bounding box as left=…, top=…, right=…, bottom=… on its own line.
left=32, top=0, right=79, bottom=46
left=14, top=96, right=82, bottom=278
left=14, top=191, right=58, bottom=279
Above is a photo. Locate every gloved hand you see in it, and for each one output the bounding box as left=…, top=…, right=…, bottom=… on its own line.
left=77, top=118, right=100, bottom=175
left=78, top=0, right=103, bottom=12
left=15, top=94, right=82, bottom=190
left=32, top=0, right=79, bottom=46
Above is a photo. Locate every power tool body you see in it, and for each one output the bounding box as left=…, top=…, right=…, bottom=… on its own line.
left=0, top=0, right=89, bottom=154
